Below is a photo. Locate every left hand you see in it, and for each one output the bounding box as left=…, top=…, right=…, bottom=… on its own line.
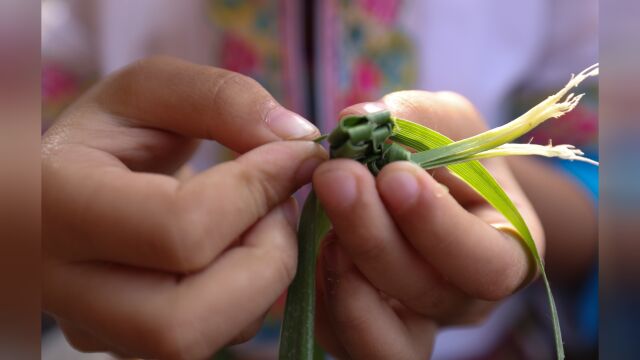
left=42, top=57, right=325, bottom=359
left=313, top=91, right=544, bottom=359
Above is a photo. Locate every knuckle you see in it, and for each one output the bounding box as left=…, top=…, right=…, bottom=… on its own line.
left=208, top=70, right=266, bottom=103
left=144, top=189, right=211, bottom=273
left=166, top=199, right=213, bottom=273
left=217, top=72, right=279, bottom=120
left=227, top=71, right=262, bottom=89
left=102, top=56, right=178, bottom=108
left=435, top=91, right=487, bottom=130
left=250, top=227, right=297, bottom=286
left=382, top=91, right=426, bottom=116
left=236, top=162, right=280, bottom=219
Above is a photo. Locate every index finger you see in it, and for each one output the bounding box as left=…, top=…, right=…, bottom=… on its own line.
left=44, top=141, right=326, bottom=273
left=377, top=161, right=541, bottom=300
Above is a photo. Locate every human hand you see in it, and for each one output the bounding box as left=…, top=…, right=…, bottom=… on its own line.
left=42, top=56, right=326, bottom=359
left=313, top=91, right=543, bottom=359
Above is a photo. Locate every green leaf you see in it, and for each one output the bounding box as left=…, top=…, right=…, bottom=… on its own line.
left=391, top=118, right=564, bottom=360
left=313, top=134, right=329, bottom=143
left=410, top=64, right=598, bottom=168
left=279, top=190, right=331, bottom=360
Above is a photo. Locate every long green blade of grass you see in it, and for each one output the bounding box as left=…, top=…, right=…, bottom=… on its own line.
left=279, top=190, right=331, bottom=360
left=391, top=118, right=564, bottom=360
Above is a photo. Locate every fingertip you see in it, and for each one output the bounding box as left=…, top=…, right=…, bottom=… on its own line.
left=313, top=158, right=371, bottom=182
left=313, top=160, right=369, bottom=211
left=247, top=140, right=326, bottom=186
left=377, top=161, right=424, bottom=212
left=294, top=150, right=327, bottom=185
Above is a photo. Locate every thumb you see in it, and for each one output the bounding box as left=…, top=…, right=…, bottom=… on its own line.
left=93, top=56, right=319, bottom=152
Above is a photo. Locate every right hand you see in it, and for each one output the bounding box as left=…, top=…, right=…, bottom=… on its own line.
left=313, top=93, right=543, bottom=359
left=42, top=56, right=325, bottom=359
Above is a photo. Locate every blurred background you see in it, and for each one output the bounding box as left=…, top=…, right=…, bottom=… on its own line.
left=37, top=0, right=604, bottom=359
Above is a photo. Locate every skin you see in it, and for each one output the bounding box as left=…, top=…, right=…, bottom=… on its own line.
left=43, top=57, right=595, bottom=359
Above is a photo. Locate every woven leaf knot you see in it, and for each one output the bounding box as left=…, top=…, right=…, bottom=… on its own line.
left=327, top=111, right=411, bottom=174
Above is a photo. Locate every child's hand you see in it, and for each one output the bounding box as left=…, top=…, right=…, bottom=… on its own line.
left=313, top=91, right=544, bottom=359
left=42, top=57, right=325, bottom=359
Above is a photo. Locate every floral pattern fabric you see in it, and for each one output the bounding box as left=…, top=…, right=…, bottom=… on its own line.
left=207, top=0, right=306, bottom=114
left=206, top=0, right=418, bottom=133
left=316, top=0, right=417, bottom=131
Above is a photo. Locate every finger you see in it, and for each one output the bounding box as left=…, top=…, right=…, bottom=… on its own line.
left=93, top=56, right=320, bottom=151
left=348, top=94, right=542, bottom=268
left=44, top=201, right=299, bottom=360
left=313, top=159, right=472, bottom=319
left=226, top=315, right=266, bottom=346
left=377, top=161, right=537, bottom=300
left=44, top=56, right=319, bottom=177
left=321, top=241, right=437, bottom=359
left=381, top=90, right=541, bottom=216
left=56, top=319, right=112, bottom=354
left=44, top=141, right=326, bottom=273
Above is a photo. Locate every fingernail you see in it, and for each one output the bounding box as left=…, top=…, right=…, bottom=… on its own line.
left=316, top=168, right=357, bottom=209
left=282, top=198, right=299, bottom=229
left=378, top=165, right=421, bottom=212
left=266, top=107, right=319, bottom=140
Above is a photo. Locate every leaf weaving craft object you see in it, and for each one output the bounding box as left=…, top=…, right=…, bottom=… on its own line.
left=328, top=111, right=411, bottom=173
left=279, top=63, right=598, bottom=359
